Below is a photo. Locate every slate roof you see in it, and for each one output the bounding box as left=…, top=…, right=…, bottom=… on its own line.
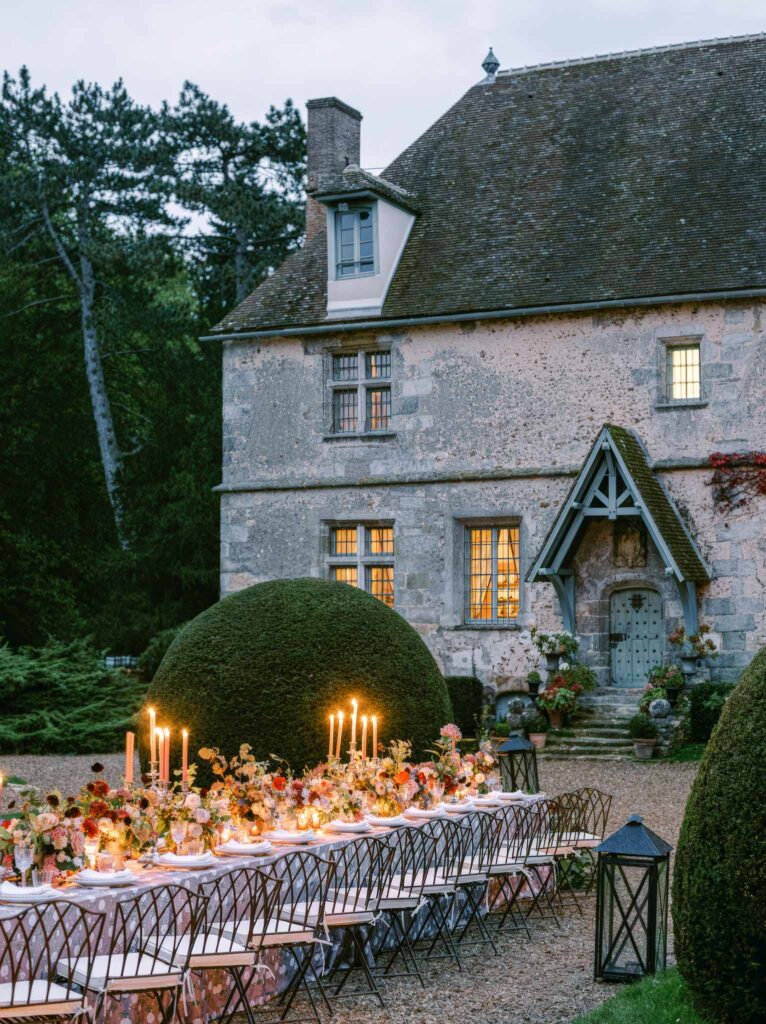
left=527, top=425, right=710, bottom=584
left=211, top=33, right=766, bottom=336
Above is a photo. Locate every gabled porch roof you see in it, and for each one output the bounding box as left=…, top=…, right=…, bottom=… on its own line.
left=527, top=424, right=710, bottom=632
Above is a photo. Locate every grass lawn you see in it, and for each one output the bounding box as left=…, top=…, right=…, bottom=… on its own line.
left=573, top=969, right=704, bottom=1023
left=670, top=743, right=706, bottom=762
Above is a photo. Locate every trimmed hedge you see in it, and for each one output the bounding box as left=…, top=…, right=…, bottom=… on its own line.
left=445, top=676, right=483, bottom=736
left=147, top=578, right=452, bottom=783
left=673, top=647, right=765, bottom=1023
left=687, top=681, right=735, bottom=741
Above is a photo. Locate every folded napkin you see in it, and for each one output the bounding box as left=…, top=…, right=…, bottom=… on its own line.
left=218, top=840, right=273, bottom=855
left=76, top=868, right=133, bottom=884
left=366, top=814, right=410, bottom=828
left=441, top=801, right=475, bottom=813
left=403, top=807, right=447, bottom=819
left=261, top=830, right=316, bottom=844
left=0, top=881, right=52, bottom=898
left=157, top=851, right=216, bottom=867
left=325, top=820, right=370, bottom=833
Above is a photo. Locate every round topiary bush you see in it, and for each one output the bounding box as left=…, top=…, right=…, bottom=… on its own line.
left=673, top=646, right=766, bottom=1024
left=145, top=578, right=451, bottom=783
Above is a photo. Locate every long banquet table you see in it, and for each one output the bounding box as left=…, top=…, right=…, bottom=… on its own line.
left=0, top=816, right=551, bottom=1024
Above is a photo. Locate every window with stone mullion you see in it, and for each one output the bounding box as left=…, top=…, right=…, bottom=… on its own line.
left=327, top=523, right=394, bottom=607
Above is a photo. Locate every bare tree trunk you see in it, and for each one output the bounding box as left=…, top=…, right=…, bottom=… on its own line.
left=40, top=197, right=127, bottom=547
left=79, top=245, right=126, bottom=547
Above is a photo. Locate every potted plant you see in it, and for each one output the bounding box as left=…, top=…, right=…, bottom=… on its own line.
left=628, top=713, right=658, bottom=760
left=669, top=624, right=718, bottom=675
left=525, top=670, right=543, bottom=697
left=639, top=683, right=667, bottom=714
left=491, top=720, right=510, bottom=745
left=648, top=664, right=684, bottom=706
left=530, top=627, right=581, bottom=673
left=537, top=683, right=577, bottom=730
left=524, top=713, right=549, bottom=750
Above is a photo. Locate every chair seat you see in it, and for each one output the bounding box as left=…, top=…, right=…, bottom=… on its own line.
left=394, top=868, right=454, bottom=895
left=489, top=858, right=524, bottom=876
left=573, top=832, right=600, bottom=848
left=0, top=980, right=82, bottom=1017
left=217, top=916, right=316, bottom=948
left=280, top=897, right=376, bottom=928
left=145, top=931, right=254, bottom=970
left=57, top=952, right=182, bottom=993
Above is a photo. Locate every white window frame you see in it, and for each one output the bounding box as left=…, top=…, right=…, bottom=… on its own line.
left=333, top=202, right=378, bottom=279
left=327, top=350, right=392, bottom=436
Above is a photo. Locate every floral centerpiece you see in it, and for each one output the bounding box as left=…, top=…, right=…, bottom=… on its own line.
left=461, top=742, right=499, bottom=794
left=0, top=791, right=86, bottom=876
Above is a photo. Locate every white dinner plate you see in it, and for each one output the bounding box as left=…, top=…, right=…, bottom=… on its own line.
left=0, top=885, right=55, bottom=904
left=217, top=841, right=273, bottom=857
left=73, top=872, right=135, bottom=888
left=324, top=820, right=371, bottom=834
left=156, top=852, right=217, bottom=870
left=261, top=830, right=317, bottom=845
left=366, top=814, right=411, bottom=828
left=403, top=807, right=447, bottom=819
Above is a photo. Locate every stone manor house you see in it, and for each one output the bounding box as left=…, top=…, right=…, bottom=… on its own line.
left=206, top=35, right=766, bottom=697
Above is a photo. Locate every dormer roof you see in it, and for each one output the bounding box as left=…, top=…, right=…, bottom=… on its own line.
left=209, top=33, right=766, bottom=338
left=310, top=164, right=420, bottom=214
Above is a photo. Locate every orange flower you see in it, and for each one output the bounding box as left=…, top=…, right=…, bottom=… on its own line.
left=272, top=776, right=287, bottom=792
left=394, top=770, right=410, bottom=786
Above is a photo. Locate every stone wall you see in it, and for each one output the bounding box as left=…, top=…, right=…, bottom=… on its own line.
left=219, top=298, right=766, bottom=688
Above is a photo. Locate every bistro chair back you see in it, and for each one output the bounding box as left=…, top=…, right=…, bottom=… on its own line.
left=382, top=827, right=440, bottom=905
left=327, top=835, right=395, bottom=920
left=569, top=787, right=613, bottom=847
left=0, top=900, right=105, bottom=1020
left=110, top=883, right=205, bottom=984
left=266, top=850, right=336, bottom=940
left=418, top=817, right=466, bottom=889
left=196, top=866, right=272, bottom=964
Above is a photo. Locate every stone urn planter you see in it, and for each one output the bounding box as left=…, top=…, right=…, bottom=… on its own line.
left=528, top=732, right=547, bottom=750
left=665, top=683, right=682, bottom=707
left=679, top=652, right=701, bottom=676
left=633, top=737, right=657, bottom=760
left=544, top=653, right=562, bottom=673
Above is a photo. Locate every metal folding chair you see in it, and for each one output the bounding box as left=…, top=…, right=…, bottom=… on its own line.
left=0, top=900, right=105, bottom=1022
left=57, top=883, right=205, bottom=1024
left=486, top=803, right=535, bottom=937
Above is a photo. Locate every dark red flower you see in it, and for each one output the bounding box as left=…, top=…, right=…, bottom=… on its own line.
left=272, top=776, right=287, bottom=792
left=83, top=818, right=100, bottom=838
left=90, top=763, right=105, bottom=774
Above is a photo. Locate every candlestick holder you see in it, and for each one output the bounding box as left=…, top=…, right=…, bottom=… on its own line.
left=149, top=761, right=160, bottom=789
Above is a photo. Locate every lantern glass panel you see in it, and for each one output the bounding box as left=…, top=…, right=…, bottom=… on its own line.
left=499, top=748, right=539, bottom=794
left=595, top=855, right=668, bottom=981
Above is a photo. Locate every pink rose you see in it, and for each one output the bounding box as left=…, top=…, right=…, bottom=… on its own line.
left=194, top=808, right=211, bottom=825
left=70, top=830, right=85, bottom=856
left=50, top=827, right=68, bottom=851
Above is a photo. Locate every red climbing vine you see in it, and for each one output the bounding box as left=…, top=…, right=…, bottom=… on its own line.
left=709, top=452, right=766, bottom=511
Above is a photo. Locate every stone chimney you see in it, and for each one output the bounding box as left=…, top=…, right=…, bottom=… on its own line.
left=305, top=97, right=362, bottom=240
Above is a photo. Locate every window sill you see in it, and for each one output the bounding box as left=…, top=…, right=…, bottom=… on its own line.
left=655, top=399, right=708, bottom=411
left=323, top=431, right=397, bottom=442
left=453, top=622, right=523, bottom=631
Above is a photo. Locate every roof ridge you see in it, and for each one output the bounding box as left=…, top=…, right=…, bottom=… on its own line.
left=495, top=31, right=766, bottom=78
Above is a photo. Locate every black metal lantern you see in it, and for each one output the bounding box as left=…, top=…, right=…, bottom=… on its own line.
left=594, top=814, right=672, bottom=982
left=496, top=732, right=539, bottom=793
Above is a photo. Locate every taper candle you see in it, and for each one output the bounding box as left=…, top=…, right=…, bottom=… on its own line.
left=163, top=728, right=170, bottom=783
left=149, top=707, right=157, bottom=764
left=156, top=728, right=164, bottom=782
left=125, top=731, right=134, bottom=785
left=182, top=729, right=189, bottom=785
left=371, top=715, right=378, bottom=759
left=335, top=711, right=344, bottom=761
left=350, top=698, right=358, bottom=752
left=0, top=772, right=4, bottom=806
left=361, top=715, right=368, bottom=760
left=328, top=714, right=335, bottom=759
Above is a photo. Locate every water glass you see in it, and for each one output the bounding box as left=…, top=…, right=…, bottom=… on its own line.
left=97, top=852, right=115, bottom=873
left=185, top=839, right=203, bottom=856
left=170, top=820, right=187, bottom=851
left=14, top=843, right=34, bottom=888
left=41, top=866, right=57, bottom=886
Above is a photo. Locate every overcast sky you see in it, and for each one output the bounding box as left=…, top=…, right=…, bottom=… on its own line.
left=1, top=1, right=763, bottom=169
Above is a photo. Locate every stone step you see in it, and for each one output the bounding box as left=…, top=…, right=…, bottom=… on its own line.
left=552, top=726, right=629, bottom=738
left=540, top=752, right=633, bottom=761
left=547, top=735, right=633, bottom=749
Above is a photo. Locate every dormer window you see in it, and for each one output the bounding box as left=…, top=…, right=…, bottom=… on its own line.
left=335, top=204, right=376, bottom=278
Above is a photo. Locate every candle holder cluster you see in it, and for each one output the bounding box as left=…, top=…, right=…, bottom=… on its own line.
left=138, top=708, right=190, bottom=792
left=328, top=698, right=380, bottom=762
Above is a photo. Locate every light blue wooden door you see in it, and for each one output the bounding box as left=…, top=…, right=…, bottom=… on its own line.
left=610, top=589, right=663, bottom=687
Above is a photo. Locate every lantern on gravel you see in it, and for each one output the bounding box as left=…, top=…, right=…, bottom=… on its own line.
left=496, top=732, right=539, bottom=794
left=593, top=814, right=672, bottom=982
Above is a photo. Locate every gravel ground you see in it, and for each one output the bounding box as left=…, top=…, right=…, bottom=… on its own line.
left=0, top=754, right=698, bottom=1024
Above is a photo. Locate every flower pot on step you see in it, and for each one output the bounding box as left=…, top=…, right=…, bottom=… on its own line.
left=633, top=738, right=657, bottom=761
left=547, top=710, right=563, bottom=730
left=665, top=685, right=682, bottom=707
left=528, top=733, right=547, bottom=750
left=679, top=651, right=701, bottom=676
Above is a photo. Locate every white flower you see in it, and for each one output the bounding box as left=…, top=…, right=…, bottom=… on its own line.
left=194, top=808, right=211, bottom=824
left=559, top=661, right=570, bottom=671
left=184, top=793, right=201, bottom=810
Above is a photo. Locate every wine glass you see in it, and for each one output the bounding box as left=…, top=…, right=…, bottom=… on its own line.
left=14, top=841, right=34, bottom=888
left=170, top=820, right=187, bottom=854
